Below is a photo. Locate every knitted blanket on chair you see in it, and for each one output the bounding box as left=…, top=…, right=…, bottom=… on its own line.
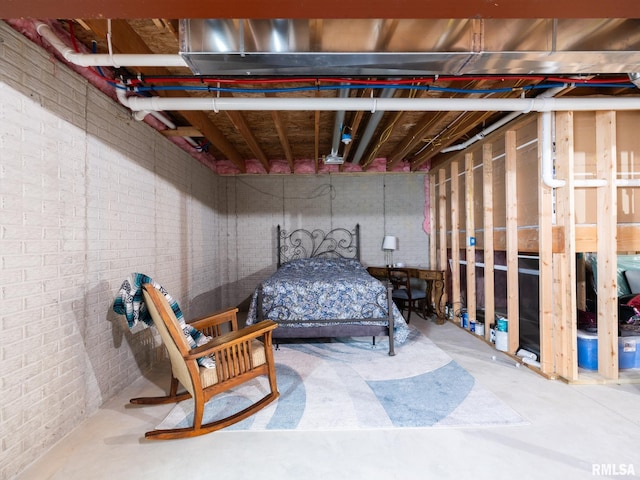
left=113, top=273, right=215, bottom=368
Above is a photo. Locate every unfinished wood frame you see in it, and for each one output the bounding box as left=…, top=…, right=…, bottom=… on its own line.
left=595, top=111, right=618, bottom=380
left=505, top=130, right=520, bottom=354
left=465, top=153, right=477, bottom=328
left=438, top=168, right=448, bottom=309
left=450, top=161, right=461, bottom=314
left=482, top=143, right=495, bottom=343
left=431, top=111, right=640, bottom=382
left=554, top=111, right=578, bottom=381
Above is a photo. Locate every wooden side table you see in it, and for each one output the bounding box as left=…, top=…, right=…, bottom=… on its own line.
left=367, top=266, right=446, bottom=324
left=413, top=268, right=445, bottom=324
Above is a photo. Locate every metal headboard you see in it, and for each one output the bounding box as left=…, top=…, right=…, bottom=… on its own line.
left=277, top=224, right=360, bottom=268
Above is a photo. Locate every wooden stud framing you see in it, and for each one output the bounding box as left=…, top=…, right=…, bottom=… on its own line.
left=438, top=168, right=448, bottom=310
left=505, top=130, right=520, bottom=353
left=451, top=161, right=461, bottom=315
left=596, top=111, right=618, bottom=380
left=538, top=113, right=555, bottom=375
left=553, top=111, right=579, bottom=381
left=483, top=143, right=495, bottom=343
left=430, top=174, right=436, bottom=268
left=465, top=153, right=476, bottom=328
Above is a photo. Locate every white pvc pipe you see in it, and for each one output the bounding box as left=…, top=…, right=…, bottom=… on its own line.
left=118, top=94, right=640, bottom=112
left=35, top=21, right=187, bottom=68
left=441, top=86, right=568, bottom=154
left=440, top=111, right=521, bottom=153
left=540, top=111, right=566, bottom=188
left=541, top=112, right=640, bottom=188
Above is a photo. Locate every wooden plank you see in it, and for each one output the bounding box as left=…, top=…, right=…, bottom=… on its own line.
left=575, top=224, right=640, bottom=252
left=596, top=111, right=619, bottom=380
left=471, top=226, right=565, bottom=253
left=160, top=126, right=203, bottom=137
left=465, top=153, right=476, bottom=329
left=10, top=0, right=640, bottom=21
left=224, top=103, right=270, bottom=171
left=538, top=113, right=555, bottom=376
left=438, top=169, right=449, bottom=311
left=450, top=161, right=461, bottom=316
left=429, top=174, right=436, bottom=268
left=505, top=130, right=519, bottom=354
left=483, top=143, right=495, bottom=343
left=553, top=111, right=579, bottom=380
left=266, top=93, right=294, bottom=171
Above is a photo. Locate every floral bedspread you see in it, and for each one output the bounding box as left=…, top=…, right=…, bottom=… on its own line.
left=246, top=258, right=409, bottom=343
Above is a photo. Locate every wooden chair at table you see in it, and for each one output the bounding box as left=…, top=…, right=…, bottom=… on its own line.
left=387, top=267, right=427, bottom=323
left=130, top=283, right=279, bottom=440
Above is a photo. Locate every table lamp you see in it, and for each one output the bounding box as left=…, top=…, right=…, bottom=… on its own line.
left=382, top=235, right=398, bottom=267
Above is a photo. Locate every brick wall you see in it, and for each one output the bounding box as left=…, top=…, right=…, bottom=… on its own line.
left=0, top=22, right=224, bottom=479
left=0, top=20, right=428, bottom=479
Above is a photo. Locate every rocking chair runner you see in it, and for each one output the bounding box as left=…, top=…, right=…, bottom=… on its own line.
left=131, top=283, right=279, bottom=440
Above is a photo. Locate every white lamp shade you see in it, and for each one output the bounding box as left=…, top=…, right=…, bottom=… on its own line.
left=382, top=235, right=398, bottom=250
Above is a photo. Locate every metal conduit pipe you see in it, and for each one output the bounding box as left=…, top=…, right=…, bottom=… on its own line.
left=330, top=87, right=350, bottom=157
left=350, top=88, right=397, bottom=164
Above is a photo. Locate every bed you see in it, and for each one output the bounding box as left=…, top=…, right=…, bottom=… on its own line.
left=246, top=225, right=410, bottom=355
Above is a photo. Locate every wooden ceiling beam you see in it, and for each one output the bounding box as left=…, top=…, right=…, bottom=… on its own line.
left=266, top=94, right=294, bottom=172
left=5, top=0, right=636, bottom=20
left=160, top=126, right=203, bottom=137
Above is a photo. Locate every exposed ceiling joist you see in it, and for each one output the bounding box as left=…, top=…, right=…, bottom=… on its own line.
left=4, top=0, right=638, bottom=20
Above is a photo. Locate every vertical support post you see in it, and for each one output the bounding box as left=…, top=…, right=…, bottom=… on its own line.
left=430, top=174, right=437, bottom=268
left=439, top=168, right=449, bottom=313
left=450, top=161, right=461, bottom=316
left=505, top=130, right=520, bottom=354
left=596, top=111, right=618, bottom=380
left=483, top=143, right=495, bottom=343
left=554, top=111, right=578, bottom=380
left=465, top=153, right=476, bottom=329
left=538, top=112, right=555, bottom=375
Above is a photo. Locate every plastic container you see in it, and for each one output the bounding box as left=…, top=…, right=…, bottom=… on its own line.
left=496, top=314, right=508, bottom=332
left=495, top=331, right=509, bottom=352
left=577, top=330, right=598, bottom=370
left=619, top=336, right=640, bottom=369
left=577, top=331, right=640, bottom=370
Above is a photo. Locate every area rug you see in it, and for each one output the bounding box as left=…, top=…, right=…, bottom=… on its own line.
left=156, top=327, right=528, bottom=431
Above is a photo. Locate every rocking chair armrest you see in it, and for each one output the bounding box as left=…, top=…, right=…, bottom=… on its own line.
left=189, top=307, right=238, bottom=337
left=189, top=307, right=239, bottom=329
left=185, top=320, right=278, bottom=360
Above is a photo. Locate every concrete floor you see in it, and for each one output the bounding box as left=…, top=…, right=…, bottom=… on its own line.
left=15, top=318, right=640, bottom=480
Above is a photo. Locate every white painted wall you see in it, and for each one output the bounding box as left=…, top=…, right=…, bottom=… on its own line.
left=0, top=22, right=224, bottom=479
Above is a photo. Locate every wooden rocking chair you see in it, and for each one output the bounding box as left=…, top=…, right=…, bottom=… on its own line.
left=130, top=283, right=279, bottom=440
